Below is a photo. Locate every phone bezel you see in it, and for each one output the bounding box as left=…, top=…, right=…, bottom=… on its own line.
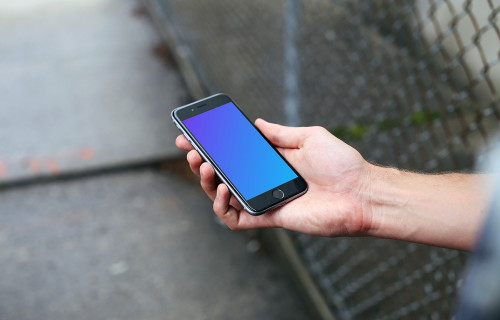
left=171, top=93, right=308, bottom=215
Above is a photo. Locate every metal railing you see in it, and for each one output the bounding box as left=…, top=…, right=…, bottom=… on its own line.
left=148, top=0, right=500, bottom=318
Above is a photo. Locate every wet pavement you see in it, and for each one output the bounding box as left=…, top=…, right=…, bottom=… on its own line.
left=0, top=0, right=313, bottom=319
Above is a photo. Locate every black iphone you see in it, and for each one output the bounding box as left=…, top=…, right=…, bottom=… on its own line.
left=171, top=93, right=308, bottom=215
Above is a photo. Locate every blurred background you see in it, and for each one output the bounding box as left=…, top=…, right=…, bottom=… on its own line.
left=1, top=0, right=500, bottom=319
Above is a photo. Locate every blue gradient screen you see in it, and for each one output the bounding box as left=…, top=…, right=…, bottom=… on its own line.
left=183, top=102, right=297, bottom=200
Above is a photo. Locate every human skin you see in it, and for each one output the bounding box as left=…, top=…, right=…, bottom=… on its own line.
left=175, top=118, right=492, bottom=251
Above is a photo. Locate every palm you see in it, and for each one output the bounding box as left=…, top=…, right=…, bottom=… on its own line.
left=264, top=128, right=369, bottom=236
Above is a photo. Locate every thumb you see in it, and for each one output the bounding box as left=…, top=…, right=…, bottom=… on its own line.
left=255, top=118, right=307, bottom=148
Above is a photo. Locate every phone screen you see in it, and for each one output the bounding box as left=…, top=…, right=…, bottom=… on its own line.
left=182, top=102, right=298, bottom=200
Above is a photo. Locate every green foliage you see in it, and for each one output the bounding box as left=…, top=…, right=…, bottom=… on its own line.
left=329, top=110, right=441, bottom=141
left=347, top=124, right=369, bottom=139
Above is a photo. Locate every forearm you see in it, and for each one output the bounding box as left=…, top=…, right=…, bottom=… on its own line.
left=366, top=164, right=492, bottom=251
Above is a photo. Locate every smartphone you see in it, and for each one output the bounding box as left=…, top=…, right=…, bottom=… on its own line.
left=171, top=93, right=308, bottom=215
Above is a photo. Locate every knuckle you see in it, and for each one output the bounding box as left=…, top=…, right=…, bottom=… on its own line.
left=200, top=162, right=210, bottom=171
left=201, top=179, right=209, bottom=190
left=312, top=126, right=327, bottom=134
left=226, top=222, right=238, bottom=230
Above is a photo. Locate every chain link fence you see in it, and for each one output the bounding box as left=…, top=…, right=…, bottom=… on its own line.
left=148, top=0, right=500, bottom=318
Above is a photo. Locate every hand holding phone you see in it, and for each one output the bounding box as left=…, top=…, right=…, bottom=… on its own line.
left=174, top=94, right=374, bottom=237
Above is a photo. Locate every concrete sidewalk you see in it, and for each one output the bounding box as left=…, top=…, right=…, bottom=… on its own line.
left=0, top=168, right=311, bottom=320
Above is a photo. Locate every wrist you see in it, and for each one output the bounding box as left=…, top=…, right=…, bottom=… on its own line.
left=363, top=164, right=414, bottom=240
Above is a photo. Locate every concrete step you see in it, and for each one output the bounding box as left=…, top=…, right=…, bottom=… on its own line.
left=0, top=0, right=187, bottom=185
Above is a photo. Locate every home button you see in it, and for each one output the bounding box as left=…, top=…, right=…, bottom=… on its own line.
left=272, top=189, right=285, bottom=199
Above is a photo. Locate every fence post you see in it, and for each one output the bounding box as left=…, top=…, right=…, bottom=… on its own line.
left=284, top=0, right=301, bottom=126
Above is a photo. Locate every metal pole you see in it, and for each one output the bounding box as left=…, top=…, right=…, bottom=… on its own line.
left=284, top=0, right=301, bottom=126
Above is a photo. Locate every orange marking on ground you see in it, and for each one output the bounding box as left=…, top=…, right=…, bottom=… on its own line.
left=79, top=148, right=95, bottom=160
left=28, top=159, right=41, bottom=173
left=46, top=159, right=61, bottom=174
left=0, top=157, right=7, bottom=178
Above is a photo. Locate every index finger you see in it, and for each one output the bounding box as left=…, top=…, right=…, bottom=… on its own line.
left=175, top=135, right=194, bottom=151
